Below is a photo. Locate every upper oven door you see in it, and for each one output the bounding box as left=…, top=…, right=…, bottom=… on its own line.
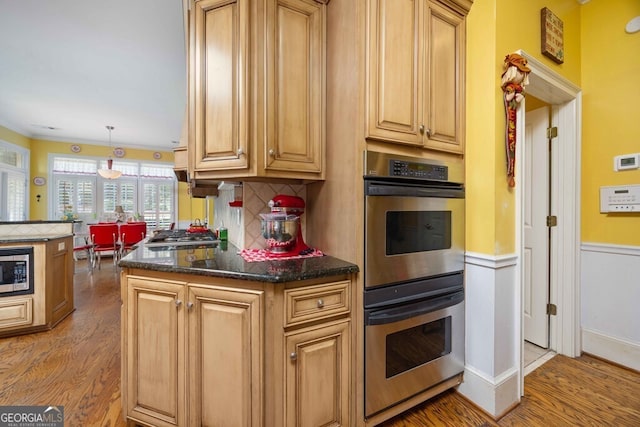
left=365, top=181, right=465, bottom=289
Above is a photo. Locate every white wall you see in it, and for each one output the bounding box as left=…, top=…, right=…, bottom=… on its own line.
left=581, top=243, right=640, bottom=371
left=458, top=252, right=520, bottom=418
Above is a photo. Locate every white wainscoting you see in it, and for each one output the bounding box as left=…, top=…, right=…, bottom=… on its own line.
left=581, top=242, right=640, bottom=371
left=458, top=252, right=520, bottom=418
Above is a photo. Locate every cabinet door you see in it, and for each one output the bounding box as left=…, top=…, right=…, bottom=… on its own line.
left=188, top=285, right=263, bottom=427
left=191, top=0, right=250, bottom=172
left=285, top=320, right=350, bottom=427
left=424, top=0, right=465, bottom=153
left=47, top=239, right=74, bottom=326
left=126, top=277, right=186, bottom=427
left=264, top=0, right=324, bottom=174
left=366, top=0, right=424, bottom=146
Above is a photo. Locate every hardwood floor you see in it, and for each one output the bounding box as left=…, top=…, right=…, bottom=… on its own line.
left=0, top=260, right=126, bottom=427
left=1, top=260, right=638, bottom=426
left=379, top=354, right=640, bottom=427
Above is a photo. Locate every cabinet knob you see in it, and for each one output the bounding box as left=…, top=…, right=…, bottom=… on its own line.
left=426, top=127, right=432, bottom=137
left=419, top=125, right=425, bottom=135
left=268, top=149, right=275, bottom=157
left=317, top=299, right=325, bottom=308
left=237, top=148, right=244, bottom=156
left=290, top=352, right=297, bottom=361
left=175, top=299, right=182, bottom=307
left=187, top=302, right=194, bottom=309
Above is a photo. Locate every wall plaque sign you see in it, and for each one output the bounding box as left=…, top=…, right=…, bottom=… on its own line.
left=541, top=7, right=564, bottom=64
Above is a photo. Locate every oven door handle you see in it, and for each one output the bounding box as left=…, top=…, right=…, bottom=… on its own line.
left=365, top=182, right=465, bottom=198
left=365, top=291, right=464, bottom=326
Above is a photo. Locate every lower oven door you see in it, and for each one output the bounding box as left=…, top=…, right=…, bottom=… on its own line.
left=364, top=290, right=464, bottom=417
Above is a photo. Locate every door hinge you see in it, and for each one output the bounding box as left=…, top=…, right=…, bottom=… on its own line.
left=547, top=127, right=558, bottom=139
left=546, top=215, right=557, bottom=227
left=546, top=303, right=557, bottom=316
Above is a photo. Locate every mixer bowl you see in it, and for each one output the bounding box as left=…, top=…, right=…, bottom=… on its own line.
left=261, top=217, right=299, bottom=253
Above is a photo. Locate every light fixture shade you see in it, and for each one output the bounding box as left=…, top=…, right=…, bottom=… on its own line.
left=97, top=126, right=122, bottom=179
left=98, top=168, right=123, bottom=179
left=98, top=158, right=122, bottom=179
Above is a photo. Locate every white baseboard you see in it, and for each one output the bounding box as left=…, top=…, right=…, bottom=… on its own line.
left=582, top=328, right=640, bottom=372
left=458, top=364, right=519, bottom=418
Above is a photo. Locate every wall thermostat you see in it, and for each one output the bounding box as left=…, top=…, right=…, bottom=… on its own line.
left=614, top=153, right=639, bottom=171
left=600, top=184, right=640, bottom=213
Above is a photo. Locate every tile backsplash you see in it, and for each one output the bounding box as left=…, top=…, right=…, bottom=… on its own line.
left=214, top=182, right=306, bottom=250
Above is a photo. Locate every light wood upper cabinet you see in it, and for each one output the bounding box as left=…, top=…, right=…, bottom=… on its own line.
left=191, top=0, right=250, bottom=172
left=366, top=0, right=465, bottom=154
left=190, top=0, right=325, bottom=181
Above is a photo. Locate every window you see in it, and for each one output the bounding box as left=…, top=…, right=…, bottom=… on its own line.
left=0, top=141, right=29, bottom=221
left=50, top=155, right=176, bottom=230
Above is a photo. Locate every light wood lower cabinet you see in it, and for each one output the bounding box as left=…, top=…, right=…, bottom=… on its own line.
left=123, top=276, right=263, bottom=427
left=122, top=272, right=353, bottom=426
left=188, top=285, right=263, bottom=427
left=46, top=238, right=74, bottom=326
left=285, top=320, right=350, bottom=427
left=0, top=298, right=33, bottom=329
left=0, top=237, right=74, bottom=337
left=125, top=277, right=186, bottom=426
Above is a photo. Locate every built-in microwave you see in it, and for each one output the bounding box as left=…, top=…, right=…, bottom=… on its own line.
left=0, top=247, right=34, bottom=296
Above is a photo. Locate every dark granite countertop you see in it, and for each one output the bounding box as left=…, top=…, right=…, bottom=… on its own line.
left=119, top=241, right=359, bottom=283
left=0, top=234, right=74, bottom=243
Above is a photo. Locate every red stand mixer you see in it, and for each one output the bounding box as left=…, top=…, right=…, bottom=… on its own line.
left=260, top=195, right=311, bottom=257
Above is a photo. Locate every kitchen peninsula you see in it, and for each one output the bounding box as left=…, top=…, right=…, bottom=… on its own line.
left=119, top=240, right=358, bottom=426
left=0, top=220, right=75, bottom=336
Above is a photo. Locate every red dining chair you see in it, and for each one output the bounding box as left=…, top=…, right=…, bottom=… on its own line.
left=73, top=236, right=95, bottom=272
left=89, top=224, right=121, bottom=269
left=119, top=222, right=147, bottom=257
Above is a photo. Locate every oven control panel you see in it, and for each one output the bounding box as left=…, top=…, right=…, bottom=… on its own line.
left=390, top=160, right=448, bottom=180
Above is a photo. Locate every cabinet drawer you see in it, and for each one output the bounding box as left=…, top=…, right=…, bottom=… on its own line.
left=285, top=281, right=350, bottom=327
left=0, top=297, right=33, bottom=329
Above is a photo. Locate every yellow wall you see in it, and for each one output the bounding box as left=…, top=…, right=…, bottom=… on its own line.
left=466, top=0, right=581, bottom=254
left=0, top=124, right=204, bottom=222
left=465, top=0, right=499, bottom=254
left=0, top=126, right=30, bottom=148
left=580, top=0, right=640, bottom=245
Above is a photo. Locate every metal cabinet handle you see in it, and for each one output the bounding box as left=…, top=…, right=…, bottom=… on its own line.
left=317, top=299, right=324, bottom=308
left=187, top=302, right=194, bottom=309
left=175, top=299, right=182, bottom=307
left=290, top=352, right=297, bottom=361
left=268, top=149, right=276, bottom=157
left=237, top=148, right=244, bottom=156
left=419, top=125, right=432, bottom=137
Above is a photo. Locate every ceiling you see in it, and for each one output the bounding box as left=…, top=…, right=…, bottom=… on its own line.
left=0, top=0, right=187, bottom=151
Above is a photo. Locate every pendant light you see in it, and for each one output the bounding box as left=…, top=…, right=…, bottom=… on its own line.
left=97, top=125, right=122, bottom=179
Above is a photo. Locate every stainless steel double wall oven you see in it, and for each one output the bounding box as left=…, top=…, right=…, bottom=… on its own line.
left=363, top=150, right=465, bottom=417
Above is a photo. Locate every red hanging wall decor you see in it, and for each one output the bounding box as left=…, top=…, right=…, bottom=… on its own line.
left=501, top=53, right=531, bottom=187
